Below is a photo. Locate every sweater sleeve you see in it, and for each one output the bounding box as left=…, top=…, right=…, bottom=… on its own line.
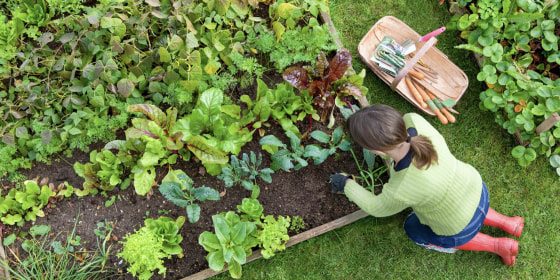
left=344, top=180, right=408, bottom=217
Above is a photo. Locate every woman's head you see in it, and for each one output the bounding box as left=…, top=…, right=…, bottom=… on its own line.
left=348, top=104, right=407, bottom=152
left=347, top=104, right=438, bottom=169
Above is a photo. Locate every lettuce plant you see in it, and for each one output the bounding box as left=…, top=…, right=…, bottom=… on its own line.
left=258, top=215, right=291, bottom=259
left=73, top=149, right=123, bottom=196
left=283, top=48, right=365, bottom=125
left=198, top=211, right=259, bottom=279
left=118, top=216, right=185, bottom=280
left=237, top=198, right=264, bottom=221
left=145, top=216, right=186, bottom=256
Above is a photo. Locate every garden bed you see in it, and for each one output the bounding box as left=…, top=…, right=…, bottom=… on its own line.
left=0, top=5, right=380, bottom=279
left=1, top=110, right=366, bottom=280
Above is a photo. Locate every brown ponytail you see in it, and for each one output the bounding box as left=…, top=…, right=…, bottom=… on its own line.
left=348, top=105, right=438, bottom=170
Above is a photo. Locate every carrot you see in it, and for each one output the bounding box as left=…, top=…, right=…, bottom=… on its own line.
left=405, top=77, right=427, bottom=109
left=426, top=89, right=456, bottom=123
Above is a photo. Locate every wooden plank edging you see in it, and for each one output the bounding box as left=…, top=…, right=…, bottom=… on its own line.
left=181, top=210, right=369, bottom=280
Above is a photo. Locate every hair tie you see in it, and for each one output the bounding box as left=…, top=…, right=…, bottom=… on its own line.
left=406, top=135, right=412, bottom=143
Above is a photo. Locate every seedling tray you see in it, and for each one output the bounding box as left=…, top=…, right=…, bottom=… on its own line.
left=358, top=16, right=468, bottom=115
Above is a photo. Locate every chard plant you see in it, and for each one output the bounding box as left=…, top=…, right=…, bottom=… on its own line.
left=283, top=48, right=366, bottom=127
left=218, top=151, right=274, bottom=198
left=174, top=87, right=254, bottom=176
left=158, top=169, right=220, bottom=223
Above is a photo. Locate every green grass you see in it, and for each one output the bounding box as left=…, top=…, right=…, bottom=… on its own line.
left=210, top=0, right=560, bottom=279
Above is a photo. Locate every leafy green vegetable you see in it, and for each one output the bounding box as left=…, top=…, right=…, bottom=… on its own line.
left=258, top=215, right=291, bottom=259
left=199, top=211, right=259, bottom=279
left=159, top=170, right=220, bottom=223
left=218, top=151, right=274, bottom=198
left=283, top=48, right=365, bottom=125
left=118, top=227, right=168, bottom=280
left=118, top=216, right=185, bottom=280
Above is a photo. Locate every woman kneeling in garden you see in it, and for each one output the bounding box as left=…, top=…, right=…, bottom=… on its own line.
left=330, top=104, right=524, bottom=266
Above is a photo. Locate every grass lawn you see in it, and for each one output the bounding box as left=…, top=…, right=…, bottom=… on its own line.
left=211, top=0, right=560, bottom=279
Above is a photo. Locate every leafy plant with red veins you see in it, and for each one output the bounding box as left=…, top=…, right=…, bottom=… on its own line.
left=282, top=48, right=364, bottom=125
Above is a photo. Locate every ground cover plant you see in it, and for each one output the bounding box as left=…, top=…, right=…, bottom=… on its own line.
left=0, top=0, right=559, bottom=280
left=448, top=0, right=560, bottom=172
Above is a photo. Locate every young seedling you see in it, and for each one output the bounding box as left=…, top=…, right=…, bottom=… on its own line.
left=260, top=131, right=308, bottom=171
left=303, top=126, right=352, bottom=165
left=158, top=169, right=220, bottom=223
left=218, top=151, right=274, bottom=198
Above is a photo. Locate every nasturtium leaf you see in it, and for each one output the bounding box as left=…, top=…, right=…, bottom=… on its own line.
left=550, top=154, right=560, bottom=168
left=546, top=97, right=560, bottom=112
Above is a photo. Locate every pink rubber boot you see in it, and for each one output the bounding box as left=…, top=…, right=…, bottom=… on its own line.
left=484, top=207, right=524, bottom=237
left=455, top=232, right=518, bottom=266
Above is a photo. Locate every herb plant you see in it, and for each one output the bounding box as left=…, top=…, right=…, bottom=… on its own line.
left=1, top=222, right=116, bottom=280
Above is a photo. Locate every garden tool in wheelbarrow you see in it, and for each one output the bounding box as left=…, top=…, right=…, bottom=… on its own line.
left=400, top=27, right=446, bottom=55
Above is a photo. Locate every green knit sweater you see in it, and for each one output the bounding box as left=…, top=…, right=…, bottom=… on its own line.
left=344, top=113, right=483, bottom=236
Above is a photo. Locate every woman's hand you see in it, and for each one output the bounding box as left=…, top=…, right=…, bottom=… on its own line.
left=329, top=173, right=355, bottom=193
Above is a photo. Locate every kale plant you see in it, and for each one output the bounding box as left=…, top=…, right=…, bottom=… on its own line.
left=217, top=151, right=274, bottom=198
left=158, top=170, right=220, bottom=223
